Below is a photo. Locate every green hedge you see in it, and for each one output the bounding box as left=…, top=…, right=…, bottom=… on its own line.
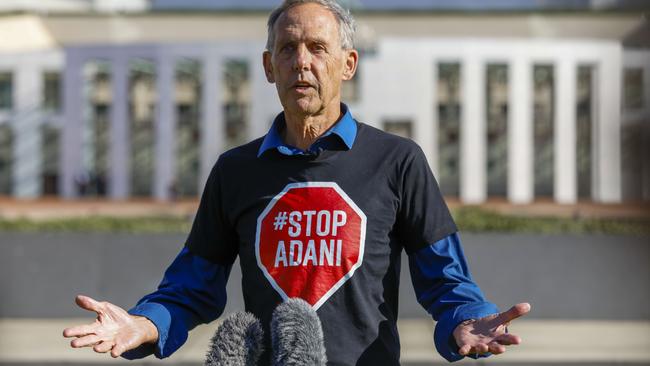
left=0, top=208, right=648, bottom=235
left=452, top=207, right=650, bottom=236
left=0, top=216, right=192, bottom=233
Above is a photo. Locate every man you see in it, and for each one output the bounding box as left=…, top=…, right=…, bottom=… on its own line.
left=63, top=0, right=530, bottom=364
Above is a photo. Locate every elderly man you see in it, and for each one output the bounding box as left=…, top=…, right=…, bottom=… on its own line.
left=63, top=0, right=530, bottom=364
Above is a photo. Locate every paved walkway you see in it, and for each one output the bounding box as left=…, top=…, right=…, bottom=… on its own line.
left=1, top=318, right=648, bottom=365
left=1, top=197, right=649, bottom=220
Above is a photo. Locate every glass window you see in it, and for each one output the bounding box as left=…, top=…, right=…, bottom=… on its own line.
left=576, top=65, right=593, bottom=199
left=175, top=58, right=202, bottom=198
left=129, top=58, right=156, bottom=197
left=486, top=64, right=508, bottom=197
left=223, top=59, right=250, bottom=150
left=383, top=120, right=412, bottom=139
left=0, top=125, right=13, bottom=195
left=78, top=61, right=111, bottom=197
left=41, top=124, right=60, bottom=195
left=43, top=71, right=62, bottom=112
left=623, top=68, right=644, bottom=110
left=533, top=64, right=554, bottom=198
left=0, top=72, right=12, bottom=110
left=437, top=63, right=461, bottom=197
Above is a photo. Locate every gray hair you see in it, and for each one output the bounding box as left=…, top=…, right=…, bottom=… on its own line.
left=266, top=0, right=356, bottom=52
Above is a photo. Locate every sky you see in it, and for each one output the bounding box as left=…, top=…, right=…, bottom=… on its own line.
left=151, top=0, right=649, bottom=11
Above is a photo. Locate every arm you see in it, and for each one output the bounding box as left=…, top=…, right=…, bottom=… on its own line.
left=123, top=246, right=232, bottom=359
left=409, top=232, right=530, bottom=362
left=63, top=247, right=232, bottom=359
left=64, top=160, right=237, bottom=359
left=408, top=232, right=499, bottom=362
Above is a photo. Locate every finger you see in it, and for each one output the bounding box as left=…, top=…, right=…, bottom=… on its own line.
left=111, top=337, right=138, bottom=358
left=488, top=341, right=506, bottom=354
left=63, top=323, right=98, bottom=338
left=458, top=344, right=472, bottom=356
left=493, top=333, right=522, bottom=346
left=70, top=334, right=101, bottom=348
left=492, top=303, right=531, bottom=327
left=75, top=295, right=105, bottom=314
left=93, top=340, right=115, bottom=353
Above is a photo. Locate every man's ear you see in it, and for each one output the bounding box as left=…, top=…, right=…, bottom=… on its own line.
left=263, top=51, right=275, bottom=83
left=342, top=49, right=359, bottom=81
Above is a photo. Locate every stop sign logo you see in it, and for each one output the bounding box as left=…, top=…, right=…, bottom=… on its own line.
left=255, top=182, right=367, bottom=310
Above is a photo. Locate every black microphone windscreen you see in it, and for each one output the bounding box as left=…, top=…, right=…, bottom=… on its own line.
left=205, top=311, right=264, bottom=366
left=271, top=298, right=327, bottom=366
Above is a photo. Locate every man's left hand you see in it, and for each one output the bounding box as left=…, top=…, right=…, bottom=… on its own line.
left=453, top=302, right=531, bottom=357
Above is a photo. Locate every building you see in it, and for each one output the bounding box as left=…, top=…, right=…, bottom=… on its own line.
left=0, top=0, right=648, bottom=203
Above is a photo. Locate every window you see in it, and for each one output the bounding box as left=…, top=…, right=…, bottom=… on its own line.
left=486, top=64, right=508, bottom=197
left=623, top=68, right=644, bottom=110
left=533, top=64, right=554, bottom=198
left=383, top=120, right=412, bottom=139
left=0, top=126, right=13, bottom=195
left=576, top=65, right=593, bottom=199
left=43, top=72, right=61, bottom=112
left=0, top=72, right=12, bottom=110
left=129, top=58, right=156, bottom=197
left=223, top=59, right=250, bottom=150
left=41, top=124, right=60, bottom=195
left=437, top=63, right=461, bottom=197
left=175, top=58, right=202, bottom=198
left=78, top=61, right=111, bottom=197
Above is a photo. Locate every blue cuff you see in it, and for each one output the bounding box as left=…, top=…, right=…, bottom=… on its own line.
left=434, top=301, right=500, bottom=362
left=122, top=302, right=172, bottom=359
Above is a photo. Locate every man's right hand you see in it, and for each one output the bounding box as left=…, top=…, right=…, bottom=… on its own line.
left=62, top=295, right=159, bottom=358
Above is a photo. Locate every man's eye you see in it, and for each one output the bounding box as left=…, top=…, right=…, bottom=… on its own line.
left=281, top=45, right=295, bottom=53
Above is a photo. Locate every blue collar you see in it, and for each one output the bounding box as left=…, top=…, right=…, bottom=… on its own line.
left=257, top=103, right=357, bottom=157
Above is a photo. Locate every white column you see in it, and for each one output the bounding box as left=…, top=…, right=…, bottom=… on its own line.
left=61, top=49, right=84, bottom=199
left=594, top=45, right=622, bottom=203
left=154, top=54, right=176, bottom=201
left=460, top=57, right=486, bottom=203
left=554, top=58, right=577, bottom=204
left=413, top=58, right=436, bottom=174
left=109, top=54, right=129, bottom=199
left=200, top=51, right=224, bottom=190
left=13, top=63, right=43, bottom=198
left=430, top=61, right=440, bottom=176
left=250, top=52, right=280, bottom=139
left=508, top=56, right=533, bottom=203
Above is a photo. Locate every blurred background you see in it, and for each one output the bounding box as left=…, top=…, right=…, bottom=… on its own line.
left=0, top=0, right=649, bottom=365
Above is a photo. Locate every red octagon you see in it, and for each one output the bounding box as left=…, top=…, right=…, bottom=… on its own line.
left=255, top=182, right=367, bottom=309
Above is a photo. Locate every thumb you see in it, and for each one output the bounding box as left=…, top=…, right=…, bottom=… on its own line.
left=75, top=295, right=104, bottom=314
left=492, top=303, right=531, bottom=327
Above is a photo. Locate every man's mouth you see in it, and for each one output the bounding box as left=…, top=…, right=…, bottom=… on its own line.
left=292, top=82, right=314, bottom=91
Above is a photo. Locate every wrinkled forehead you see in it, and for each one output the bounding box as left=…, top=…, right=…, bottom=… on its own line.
left=273, top=3, right=341, bottom=45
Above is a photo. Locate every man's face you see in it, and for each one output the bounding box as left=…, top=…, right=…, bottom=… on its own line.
left=263, top=3, right=358, bottom=117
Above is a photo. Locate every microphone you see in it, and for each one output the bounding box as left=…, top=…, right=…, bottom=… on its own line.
left=271, top=298, right=327, bottom=366
left=205, top=311, right=264, bottom=366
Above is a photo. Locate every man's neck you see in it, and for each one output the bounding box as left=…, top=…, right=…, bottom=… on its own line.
left=283, top=104, right=342, bottom=150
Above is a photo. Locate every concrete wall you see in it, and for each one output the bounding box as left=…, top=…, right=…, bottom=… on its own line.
left=1, top=232, right=648, bottom=319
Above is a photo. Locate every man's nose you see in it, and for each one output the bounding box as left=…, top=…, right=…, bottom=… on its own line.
left=292, top=44, right=311, bottom=72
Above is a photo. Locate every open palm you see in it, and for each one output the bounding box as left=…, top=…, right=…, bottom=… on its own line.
left=62, top=295, right=158, bottom=358
left=453, top=302, right=531, bottom=356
